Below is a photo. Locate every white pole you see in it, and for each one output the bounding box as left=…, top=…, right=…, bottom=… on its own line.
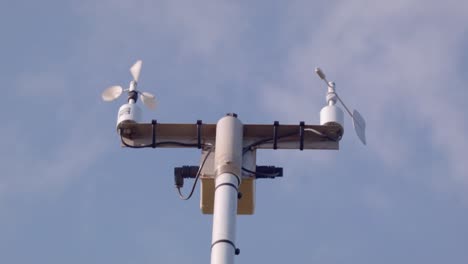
left=211, top=114, right=243, bottom=264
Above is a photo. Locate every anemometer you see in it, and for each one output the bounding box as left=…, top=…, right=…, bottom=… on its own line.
left=102, top=60, right=366, bottom=264
left=102, top=60, right=156, bottom=128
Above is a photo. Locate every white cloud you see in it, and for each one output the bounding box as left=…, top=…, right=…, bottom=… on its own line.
left=259, top=0, right=468, bottom=198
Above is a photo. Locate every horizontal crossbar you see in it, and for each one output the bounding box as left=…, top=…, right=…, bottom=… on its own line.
left=118, top=121, right=341, bottom=150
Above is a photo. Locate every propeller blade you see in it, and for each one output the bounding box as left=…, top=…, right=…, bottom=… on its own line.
left=101, top=85, right=123, bottom=101
left=352, top=110, right=366, bottom=145
left=141, top=91, right=155, bottom=99
left=130, top=60, right=143, bottom=81
left=140, top=92, right=157, bottom=109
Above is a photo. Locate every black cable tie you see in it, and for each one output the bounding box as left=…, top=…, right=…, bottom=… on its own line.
left=151, top=120, right=157, bottom=148
left=211, top=239, right=240, bottom=255
left=196, top=120, right=202, bottom=149
left=299, top=121, right=305, bottom=151
left=215, top=183, right=238, bottom=192
left=273, top=121, right=279, bottom=150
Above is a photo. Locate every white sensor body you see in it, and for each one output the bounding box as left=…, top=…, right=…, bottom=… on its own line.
left=320, top=104, right=344, bottom=129
left=116, top=103, right=142, bottom=129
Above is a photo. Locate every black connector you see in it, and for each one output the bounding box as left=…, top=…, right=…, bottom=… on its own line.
left=241, top=166, right=284, bottom=179
left=255, top=166, right=283, bottom=179
left=174, top=166, right=199, bottom=188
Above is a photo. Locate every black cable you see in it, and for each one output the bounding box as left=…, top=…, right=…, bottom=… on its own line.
left=120, top=133, right=152, bottom=148
left=242, top=132, right=297, bottom=155
left=177, top=145, right=213, bottom=200
left=155, top=141, right=200, bottom=147
left=304, top=128, right=341, bottom=142
left=120, top=125, right=338, bottom=151
left=119, top=131, right=213, bottom=200
left=120, top=133, right=202, bottom=148
left=242, top=128, right=340, bottom=155
left=241, top=167, right=280, bottom=178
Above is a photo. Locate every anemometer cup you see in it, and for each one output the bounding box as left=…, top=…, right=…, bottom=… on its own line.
left=320, top=104, right=344, bottom=134
left=116, top=103, right=142, bottom=130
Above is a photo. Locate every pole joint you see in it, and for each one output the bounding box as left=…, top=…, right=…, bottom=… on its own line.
left=215, top=182, right=239, bottom=192
left=211, top=239, right=240, bottom=256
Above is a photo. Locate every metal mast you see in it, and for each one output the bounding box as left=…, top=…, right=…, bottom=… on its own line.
left=211, top=114, right=243, bottom=264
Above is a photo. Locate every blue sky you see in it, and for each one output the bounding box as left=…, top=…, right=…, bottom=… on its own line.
left=1, top=0, right=468, bottom=263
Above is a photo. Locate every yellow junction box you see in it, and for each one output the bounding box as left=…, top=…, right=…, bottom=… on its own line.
left=199, top=149, right=256, bottom=215
left=200, top=177, right=255, bottom=215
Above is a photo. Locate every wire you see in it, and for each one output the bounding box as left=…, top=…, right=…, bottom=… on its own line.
left=120, top=125, right=338, bottom=151
left=118, top=131, right=213, bottom=200
left=120, top=133, right=202, bottom=148
left=305, top=128, right=341, bottom=141
left=155, top=141, right=201, bottom=147
left=120, top=125, right=338, bottom=198
left=242, top=128, right=339, bottom=155
left=304, top=128, right=325, bottom=136
left=177, top=144, right=214, bottom=200
left=120, top=133, right=152, bottom=148
left=242, top=132, right=297, bottom=155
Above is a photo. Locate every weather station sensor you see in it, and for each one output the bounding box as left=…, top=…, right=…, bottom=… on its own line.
left=101, top=60, right=157, bottom=130
left=102, top=60, right=366, bottom=264
left=315, top=67, right=367, bottom=145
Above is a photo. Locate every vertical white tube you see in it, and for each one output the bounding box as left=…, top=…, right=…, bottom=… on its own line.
left=211, top=114, right=243, bottom=264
